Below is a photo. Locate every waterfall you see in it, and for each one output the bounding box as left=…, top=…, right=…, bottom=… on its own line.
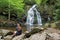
left=26, top=4, right=42, bottom=31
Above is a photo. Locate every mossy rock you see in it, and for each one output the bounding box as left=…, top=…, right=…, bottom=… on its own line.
left=50, top=23, right=57, bottom=28
left=44, top=23, right=51, bottom=28
left=55, top=21, right=60, bottom=29
left=24, top=28, right=44, bottom=38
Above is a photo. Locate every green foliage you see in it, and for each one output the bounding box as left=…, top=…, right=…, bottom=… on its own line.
left=0, top=0, right=60, bottom=22
left=24, top=0, right=35, bottom=5
left=54, top=0, right=60, bottom=21
left=0, top=0, right=8, bottom=7
left=0, top=0, right=24, bottom=19
left=54, top=9, right=60, bottom=21
left=42, top=0, right=48, bottom=4
left=35, top=0, right=42, bottom=5
left=0, top=0, right=9, bottom=13
left=9, top=0, right=25, bottom=18
left=36, top=0, right=58, bottom=22
left=0, top=0, right=9, bottom=20
left=0, top=16, right=7, bottom=20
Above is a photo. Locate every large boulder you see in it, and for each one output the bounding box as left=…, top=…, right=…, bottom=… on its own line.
left=1, top=29, right=10, bottom=36
left=0, top=29, right=11, bottom=40
left=24, top=28, right=45, bottom=38
left=50, top=23, right=57, bottom=28
left=44, top=23, right=51, bottom=28
left=0, top=29, right=11, bottom=39
left=50, top=21, right=60, bottom=29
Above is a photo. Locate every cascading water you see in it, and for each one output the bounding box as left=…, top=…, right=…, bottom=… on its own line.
left=34, top=8, right=42, bottom=26
left=26, top=4, right=42, bottom=31
left=48, top=16, right=50, bottom=21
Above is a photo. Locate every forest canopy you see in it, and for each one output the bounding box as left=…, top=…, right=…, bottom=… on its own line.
left=0, top=0, right=60, bottom=22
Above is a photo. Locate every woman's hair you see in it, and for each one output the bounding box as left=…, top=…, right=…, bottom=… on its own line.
left=17, top=23, right=21, bottom=26
left=16, top=21, right=22, bottom=27
left=16, top=19, right=22, bottom=27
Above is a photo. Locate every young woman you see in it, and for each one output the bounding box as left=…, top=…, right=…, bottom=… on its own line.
left=13, top=23, right=22, bottom=37
left=1, top=23, right=22, bottom=39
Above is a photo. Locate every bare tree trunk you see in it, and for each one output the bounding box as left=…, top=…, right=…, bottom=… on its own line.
left=8, top=0, right=10, bottom=21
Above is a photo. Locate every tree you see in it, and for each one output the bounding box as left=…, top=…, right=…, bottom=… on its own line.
left=0, top=0, right=25, bottom=20
left=54, top=0, right=60, bottom=21
left=0, top=0, right=9, bottom=20
left=10, top=0, right=24, bottom=18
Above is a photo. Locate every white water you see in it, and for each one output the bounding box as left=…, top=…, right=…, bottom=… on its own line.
left=48, top=16, right=50, bottom=21
left=26, top=4, right=42, bottom=31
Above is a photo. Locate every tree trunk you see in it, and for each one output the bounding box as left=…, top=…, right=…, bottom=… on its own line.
left=8, top=0, right=10, bottom=21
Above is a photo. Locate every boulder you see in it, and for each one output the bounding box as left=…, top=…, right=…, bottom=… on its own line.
left=44, top=23, right=51, bottom=28
left=0, top=29, right=11, bottom=39
left=24, top=28, right=45, bottom=38
left=51, top=23, right=57, bottom=28
left=1, top=29, right=10, bottom=36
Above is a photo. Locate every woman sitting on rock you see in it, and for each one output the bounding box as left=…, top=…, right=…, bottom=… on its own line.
left=13, top=23, right=22, bottom=37
left=1, top=23, right=22, bottom=39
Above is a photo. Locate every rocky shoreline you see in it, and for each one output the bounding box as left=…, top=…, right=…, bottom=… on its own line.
left=12, top=28, right=60, bottom=40
left=0, top=28, right=60, bottom=40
